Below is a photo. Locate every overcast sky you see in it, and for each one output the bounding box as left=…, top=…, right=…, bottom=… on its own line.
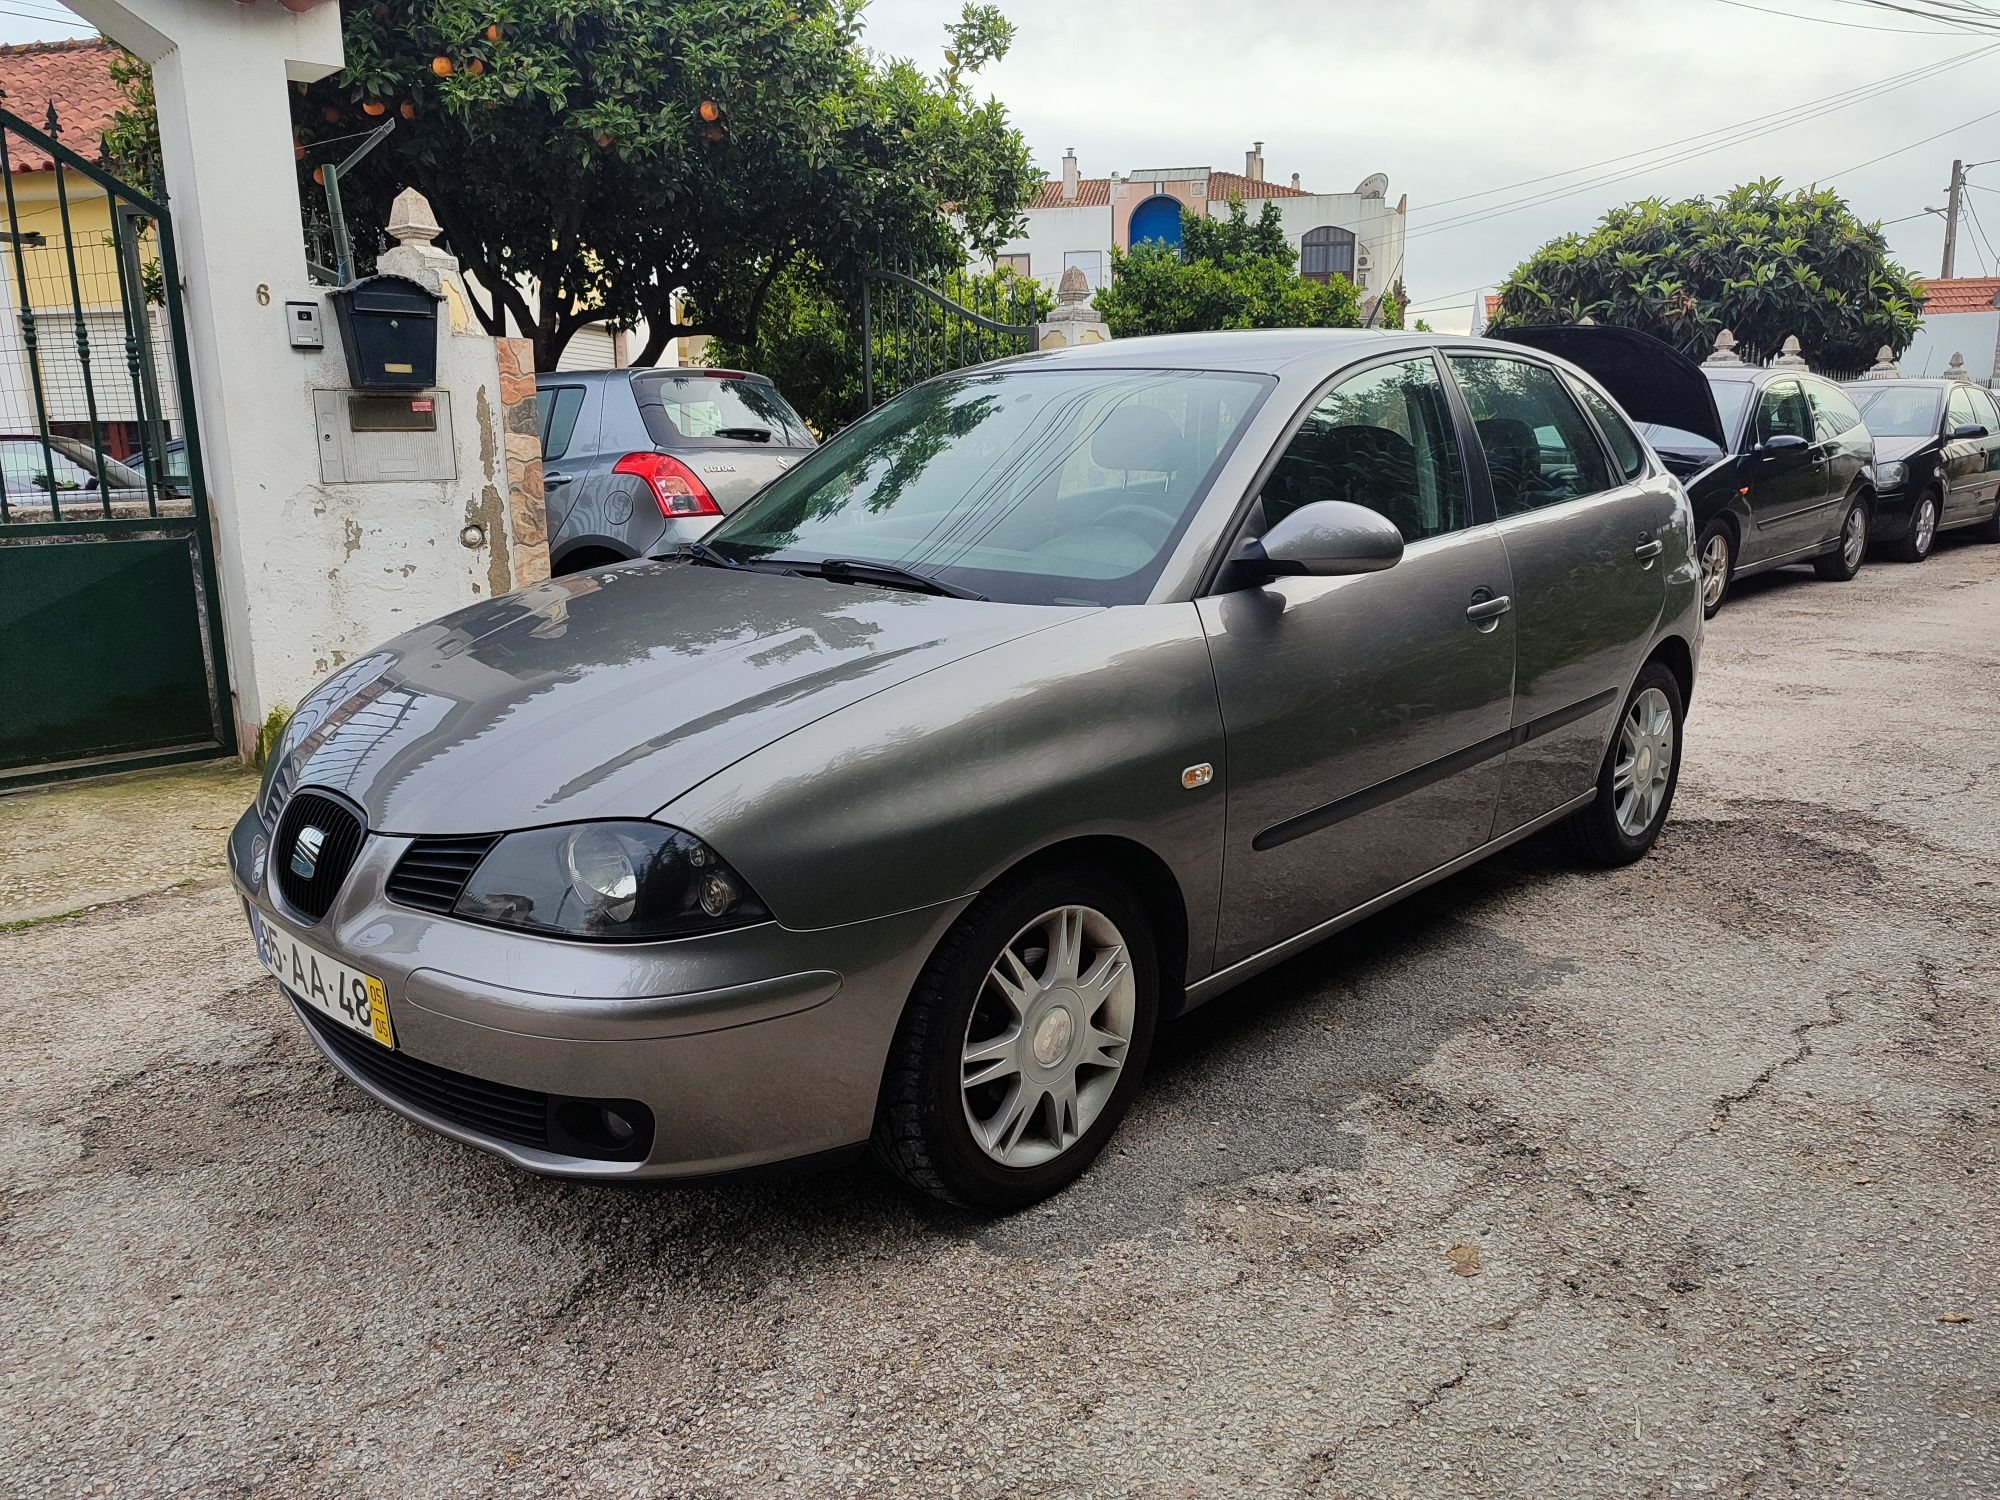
left=6, top=0, right=1996, bottom=332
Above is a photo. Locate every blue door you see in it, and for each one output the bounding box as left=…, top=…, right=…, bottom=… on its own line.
left=1128, top=195, right=1183, bottom=252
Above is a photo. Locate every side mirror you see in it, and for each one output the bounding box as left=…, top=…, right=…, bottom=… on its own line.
left=1951, top=422, right=1989, bottom=440
left=1756, top=433, right=1809, bottom=456
left=1237, top=500, right=1404, bottom=580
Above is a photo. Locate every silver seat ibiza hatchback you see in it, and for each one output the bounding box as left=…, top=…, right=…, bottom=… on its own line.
left=232, top=327, right=1709, bottom=1211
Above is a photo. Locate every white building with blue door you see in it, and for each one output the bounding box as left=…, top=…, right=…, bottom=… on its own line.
left=984, top=143, right=1408, bottom=312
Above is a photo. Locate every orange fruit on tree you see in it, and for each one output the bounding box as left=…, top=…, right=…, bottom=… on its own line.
left=466, top=57, right=486, bottom=76
left=399, top=100, right=417, bottom=120
left=322, top=104, right=342, bottom=124
left=362, top=99, right=387, bottom=117
left=486, top=23, right=502, bottom=41
left=595, top=131, right=613, bottom=148
left=430, top=55, right=453, bottom=76
left=312, top=166, right=325, bottom=185
left=698, top=99, right=721, bottom=122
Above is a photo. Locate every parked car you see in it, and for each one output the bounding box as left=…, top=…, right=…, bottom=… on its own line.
left=1841, top=378, right=2000, bottom=561
left=235, top=328, right=1704, bottom=1212
left=534, top=367, right=817, bottom=575
left=0, top=433, right=153, bottom=514
left=1571, top=358, right=1874, bottom=618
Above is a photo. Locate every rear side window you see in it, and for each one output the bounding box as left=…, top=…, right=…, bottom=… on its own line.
left=1947, top=385, right=1980, bottom=432
left=636, top=375, right=814, bottom=447
left=1755, top=381, right=1812, bottom=443
left=1806, top=381, right=1862, bottom=439
left=1447, top=354, right=1613, bottom=517
left=540, top=386, right=586, bottom=461
left=1263, top=355, right=1469, bottom=544
left=1565, top=374, right=1648, bottom=481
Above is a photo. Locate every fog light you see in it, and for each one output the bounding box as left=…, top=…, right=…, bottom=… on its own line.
left=599, top=1106, right=636, bottom=1145
left=697, top=869, right=739, bottom=917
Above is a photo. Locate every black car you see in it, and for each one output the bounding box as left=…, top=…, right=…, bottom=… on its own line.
left=1492, top=331, right=1874, bottom=619
left=1841, top=378, right=2000, bottom=562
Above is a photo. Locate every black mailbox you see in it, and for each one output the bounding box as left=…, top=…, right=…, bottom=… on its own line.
left=328, top=274, right=442, bottom=390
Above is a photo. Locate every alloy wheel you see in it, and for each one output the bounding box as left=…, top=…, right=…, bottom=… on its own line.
left=1842, top=503, right=1868, bottom=571
left=1915, top=497, right=1937, bottom=556
left=1612, top=687, right=1675, bottom=838
left=961, top=905, right=1135, bottom=1169
left=1700, top=530, right=1731, bottom=610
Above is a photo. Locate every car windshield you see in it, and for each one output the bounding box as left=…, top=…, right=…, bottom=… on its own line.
left=703, top=368, right=1272, bottom=605
left=1851, top=385, right=1944, bottom=438
left=636, top=374, right=814, bottom=446
left=0, top=435, right=146, bottom=493
left=1637, top=377, right=1752, bottom=458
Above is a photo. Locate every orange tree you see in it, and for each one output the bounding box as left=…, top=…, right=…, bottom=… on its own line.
left=282, top=0, right=1036, bottom=368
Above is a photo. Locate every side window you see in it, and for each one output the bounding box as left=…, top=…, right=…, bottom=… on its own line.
left=540, top=386, right=586, bottom=461
left=1447, top=354, right=1613, bottom=518
left=1755, top=381, right=1811, bottom=443
left=1806, top=381, right=1861, bottom=440
left=1261, top=356, right=1468, bottom=544
left=1946, top=385, right=1980, bottom=433
left=1967, top=386, right=2000, bottom=432
left=1564, top=374, right=1648, bottom=482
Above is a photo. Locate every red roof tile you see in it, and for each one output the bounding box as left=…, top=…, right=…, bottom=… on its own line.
left=1918, top=276, right=2000, bottom=315
left=1028, top=167, right=1310, bottom=211
left=0, top=38, right=121, bottom=173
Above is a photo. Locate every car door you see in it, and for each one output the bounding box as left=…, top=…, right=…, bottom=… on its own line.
left=1963, top=385, right=2000, bottom=522
left=1446, top=354, right=1672, bottom=835
left=1804, top=378, right=1870, bottom=532
left=536, top=380, right=594, bottom=537
left=1743, top=378, right=1828, bottom=556
left=1197, top=351, right=1516, bottom=970
left=1939, top=383, right=1991, bottom=525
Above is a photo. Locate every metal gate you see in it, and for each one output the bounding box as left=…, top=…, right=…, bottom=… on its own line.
left=859, top=259, right=1040, bottom=411
left=0, top=102, right=234, bottom=788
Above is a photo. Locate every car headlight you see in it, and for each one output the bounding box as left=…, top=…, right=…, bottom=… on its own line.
left=454, top=821, right=768, bottom=940
left=1875, top=460, right=1907, bottom=489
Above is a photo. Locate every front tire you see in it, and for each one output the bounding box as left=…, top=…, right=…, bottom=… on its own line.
left=1696, top=518, right=1735, bottom=619
left=1559, top=662, right=1685, bottom=868
left=1891, top=490, right=1939, bottom=563
left=1813, top=494, right=1869, bottom=580
left=873, top=870, right=1158, bottom=1212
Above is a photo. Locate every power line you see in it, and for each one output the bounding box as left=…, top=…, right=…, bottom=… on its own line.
left=1410, top=49, right=1981, bottom=220
left=1408, top=45, right=2000, bottom=242
left=1820, top=102, right=2000, bottom=178
left=1712, top=0, right=1976, bottom=33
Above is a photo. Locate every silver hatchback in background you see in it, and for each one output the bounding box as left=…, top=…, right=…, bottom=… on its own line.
left=535, top=367, right=817, bottom=575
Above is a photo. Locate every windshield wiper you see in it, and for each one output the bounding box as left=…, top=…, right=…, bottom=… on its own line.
left=801, top=557, right=987, bottom=601
left=684, top=540, right=742, bottom=569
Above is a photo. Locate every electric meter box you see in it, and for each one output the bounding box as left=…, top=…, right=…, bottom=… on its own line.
left=327, top=274, right=441, bottom=389
left=314, top=390, right=456, bottom=483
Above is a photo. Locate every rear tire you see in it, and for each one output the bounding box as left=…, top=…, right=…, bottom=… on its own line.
left=1891, top=490, right=1939, bottom=563
left=1559, top=662, right=1685, bottom=869
left=1696, top=518, right=1735, bottom=619
left=1813, top=494, right=1869, bottom=580
left=873, top=869, right=1158, bottom=1212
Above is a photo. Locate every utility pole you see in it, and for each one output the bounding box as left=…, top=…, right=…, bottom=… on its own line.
left=1942, top=158, right=1965, bottom=279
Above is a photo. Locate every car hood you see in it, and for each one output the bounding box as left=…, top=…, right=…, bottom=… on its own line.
left=268, top=561, right=1080, bottom=834
left=1871, top=433, right=1936, bottom=463
left=1489, top=324, right=1727, bottom=449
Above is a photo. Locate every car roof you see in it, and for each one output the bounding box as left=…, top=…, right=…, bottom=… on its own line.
left=535, top=367, right=774, bottom=386
left=1838, top=377, right=1957, bottom=390
left=998, top=327, right=1447, bottom=376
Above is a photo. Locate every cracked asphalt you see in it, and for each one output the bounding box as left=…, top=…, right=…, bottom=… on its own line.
left=3, top=538, right=1996, bottom=1499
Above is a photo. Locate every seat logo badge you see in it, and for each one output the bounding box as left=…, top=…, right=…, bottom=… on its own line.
left=1182, top=763, right=1214, bottom=790
left=291, top=825, right=326, bottom=880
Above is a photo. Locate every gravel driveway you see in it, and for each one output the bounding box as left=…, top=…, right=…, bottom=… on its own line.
left=3, top=540, right=1995, bottom=1499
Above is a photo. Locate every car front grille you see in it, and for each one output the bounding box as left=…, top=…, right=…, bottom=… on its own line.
left=272, top=790, right=366, bottom=923
left=299, top=1002, right=552, bottom=1149
left=384, top=834, right=500, bottom=914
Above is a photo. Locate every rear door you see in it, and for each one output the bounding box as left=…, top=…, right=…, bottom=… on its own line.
left=1940, top=384, right=1993, bottom=524
left=1962, top=386, right=2000, bottom=522
left=1446, top=352, right=1672, bottom=835
left=1198, top=350, right=1516, bottom=968
left=1804, top=379, right=1870, bottom=542
left=536, top=380, right=593, bottom=536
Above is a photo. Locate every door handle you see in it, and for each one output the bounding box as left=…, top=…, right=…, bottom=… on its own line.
left=1633, top=537, right=1664, bottom=561
left=544, top=470, right=573, bottom=489
left=1465, top=592, right=1512, bottom=629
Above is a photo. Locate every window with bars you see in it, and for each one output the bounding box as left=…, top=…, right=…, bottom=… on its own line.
left=1300, top=226, right=1357, bottom=284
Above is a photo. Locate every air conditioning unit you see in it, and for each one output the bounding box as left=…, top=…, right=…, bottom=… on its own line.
left=1357, top=250, right=1373, bottom=271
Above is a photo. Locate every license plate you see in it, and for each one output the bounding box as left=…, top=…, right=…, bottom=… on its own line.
left=250, top=907, right=394, bottom=1048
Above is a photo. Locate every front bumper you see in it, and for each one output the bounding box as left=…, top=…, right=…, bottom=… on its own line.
left=229, top=804, right=969, bottom=1179
left=1867, top=486, right=1916, bottom=542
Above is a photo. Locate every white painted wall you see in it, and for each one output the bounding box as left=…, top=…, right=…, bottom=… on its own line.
left=66, top=0, right=545, bottom=746
left=1901, top=310, right=2000, bottom=384
left=992, top=202, right=1113, bottom=290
